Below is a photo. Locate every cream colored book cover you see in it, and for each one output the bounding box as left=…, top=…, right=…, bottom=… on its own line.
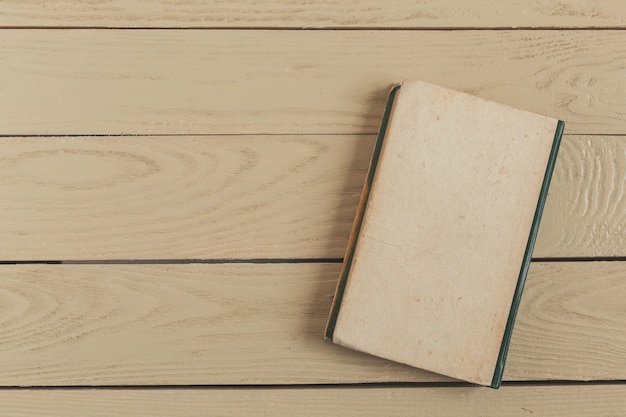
left=325, top=80, right=564, bottom=388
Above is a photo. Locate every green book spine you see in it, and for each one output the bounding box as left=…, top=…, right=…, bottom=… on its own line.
left=491, top=120, right=565, bottom=388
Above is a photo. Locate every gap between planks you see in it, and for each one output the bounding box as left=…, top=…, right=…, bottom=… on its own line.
left=0, top=379, right=624, bottom=390
left=4, top=26, right=626, bottom=30
left=0, top=132, right=621, bottom=137
left=2, top=257, right=626, bottom=265
left=0, top=259, right=345, bottom=265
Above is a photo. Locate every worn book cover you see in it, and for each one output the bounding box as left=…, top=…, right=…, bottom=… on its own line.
left=325, top=80, right=564, bottom=388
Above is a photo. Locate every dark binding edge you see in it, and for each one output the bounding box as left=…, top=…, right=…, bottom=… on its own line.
left=324, top=84, right=401, bottom=341
left=490, top=120, right=565, bottom=388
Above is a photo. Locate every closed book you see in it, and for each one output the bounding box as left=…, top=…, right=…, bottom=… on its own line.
left=325, top=80, right=564, bottom=388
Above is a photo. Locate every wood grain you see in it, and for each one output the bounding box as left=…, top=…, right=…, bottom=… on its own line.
left=1, top=0, right=622, bottom=413
left=1, top=135, right=623, bottom=260
left=537, top=135, right=626, bottom=258
left=2, top=0, right=626, bottom=28
left=2, top=30, right=626, bottom=135
left=0, top=262, right=623, bottom=386
left=2, top=385, right=626, bottom=417
left=0, top=135, right=372, bottom=260
left=509, top=261, right=626, bottom=381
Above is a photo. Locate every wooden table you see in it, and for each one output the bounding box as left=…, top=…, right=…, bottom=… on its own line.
left=1, top=1, right=625, bottom=415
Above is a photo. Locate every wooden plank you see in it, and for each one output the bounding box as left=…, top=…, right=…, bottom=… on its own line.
left=1, top=135, right=623, bottom=260
left=2, top=385, right=626, bottom=416
left=1, top=30, right=626, bottom=136
left=509, top=262, right=626, bottom=381
left=2, top=0, right=626, bottom=29
left=0, top=262, right=623, bottom=386
left=537, top=135, right=626, bottom=258
left=0, top=135, right=372, bottom=260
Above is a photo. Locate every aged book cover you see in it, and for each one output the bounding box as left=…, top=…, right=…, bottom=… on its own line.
left=325, top=80, right=564, bottom=388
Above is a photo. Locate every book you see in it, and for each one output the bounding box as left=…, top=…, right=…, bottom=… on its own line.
left=325, top=80, right=564, bottom=388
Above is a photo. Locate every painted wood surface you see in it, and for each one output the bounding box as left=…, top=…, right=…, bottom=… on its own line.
left=0, top=262, right=623, bottom=386
left=1, top=135, right=623, bottom=260
left=537, top=135, right=626, bottom=258
left=2, top=0, right=626, bottom=28
left=2, top=385, right=626, bottom=416
left=2, top=31, right=626, bottom=136
left=2, top=0, right=625, bottom=412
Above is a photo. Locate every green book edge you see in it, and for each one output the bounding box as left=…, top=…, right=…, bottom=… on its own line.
left=491, top=119, right=565, bottom=388
left=324, top=84, right=565, bottom=389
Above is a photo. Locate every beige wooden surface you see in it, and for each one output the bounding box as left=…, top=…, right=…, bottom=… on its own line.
left=1, top=1, right=625, bottom=415
left=2, top=385, right=626, bottom=417
left=2, top=31, right=626, bottom=136
left=2, top=0, right=626, bottom=28
left=0, top=262, right=623, bottom=386
left=1, top=135, right=623, bottom=260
